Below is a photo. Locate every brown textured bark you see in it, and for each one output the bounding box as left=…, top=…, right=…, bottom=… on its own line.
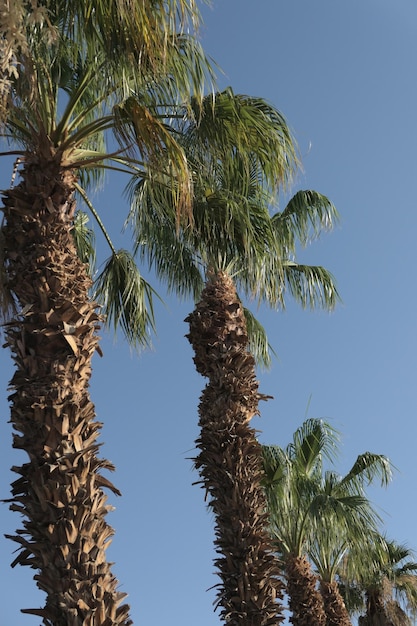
left=285, top=555, right=326, bottom=626
left=186, top=271, right=284, bottom=626
left=320, top=580, right=352, bottom=626
left=1, top=151, right=131, bottom=626
left=358, top=588, right=410, bottom=626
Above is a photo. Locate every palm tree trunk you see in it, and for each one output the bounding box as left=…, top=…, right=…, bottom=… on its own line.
left=186, top=270, right=284, bottom=626
left=359, top=589, right=405, bottom=626
left=1, top=156, right=131, bottom=626
left=285, top=554, right=326, bottom=626
left=320, top=580, right=352, bottom=626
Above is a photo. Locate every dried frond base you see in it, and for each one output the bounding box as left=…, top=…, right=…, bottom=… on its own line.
left=320, top=580, right=352, bottom=626
left=186, top=271, right=284, bottom=626
left=1, top=158, right=131, bottom=626
left=285, top=555, right=326, bottom=626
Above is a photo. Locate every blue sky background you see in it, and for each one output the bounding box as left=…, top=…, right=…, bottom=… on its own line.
left=1, top=1, right=417, bottom=624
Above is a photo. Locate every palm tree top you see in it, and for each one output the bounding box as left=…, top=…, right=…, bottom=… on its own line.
left=0, top=0, right=215, bottom=349
left=341, top=535, right=417, bottom=623
left=262, top=419, right=393, bottom=562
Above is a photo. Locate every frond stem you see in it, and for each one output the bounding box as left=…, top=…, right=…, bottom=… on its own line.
left=74, top=183, right=117, bottom=255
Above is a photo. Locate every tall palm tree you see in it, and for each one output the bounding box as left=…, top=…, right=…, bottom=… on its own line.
left=0, top=2, right=214, bottom=623
left=130, top=89, right=340, bottom=364
left=340, top=536, right=417, bottom=626
left=262, top=420, right=392, bottom=626
left=131, top=90, right=339, bottom=625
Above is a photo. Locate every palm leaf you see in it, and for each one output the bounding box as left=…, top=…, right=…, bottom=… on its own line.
left=71, top=210, right=96, bottom=275
left=183, top=88, right=299, bottom=194
left=243, top=307, right=276, bottom=370
left=339, top=452, right=393, bottom=490
left=94, top=249, right=159, bottom=349
left=283, top=262, right=339, bottom=310
left=273, top=190, right=339, bottom=249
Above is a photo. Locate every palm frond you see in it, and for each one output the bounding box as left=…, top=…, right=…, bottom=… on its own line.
left=243, top=307, right=275, bottom=370
left=45, top=0, right=205, bottom=98
left=297, top=430, right=334, bottom=477
left=273, top=190, right=339, bottom=250
left=114, top=97, right=193, bottom=220
left=283, top=262, right=339, bottom=310
left=340, top=452, right=393, bottom=490
left=71, top=210, right=96, bottom=275
left=127, top=178, right=204, bottom=299
left=94, top=249, right=159, bottom=349
left=262, top=445, right=288, bottom=485
left=289, top=418, right=340, bottom=471
left=183, top=88, right=299, bottom=194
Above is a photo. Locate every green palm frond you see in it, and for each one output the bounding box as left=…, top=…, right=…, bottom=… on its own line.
left=94, top=249, right=158, bottom=349
left=339, top=452, right=393, bottom=490
left=312, top=491, right=381, bottom=528
left=262, top=445, right=288, bottom=485
left=288, top=418, right=340, bottom=472
left=273, top=190, right=339, bottom=250
left=150, top=33, right=216, bottom=105
left=339, top=536, right=417, bottom=620
left=243, top=307, right=276, bottom=370
left=262, top=419, right=341, bottom=559
left=306, top=453, right=393, bottom=588
left=283, top=262, right=339, bottom=310
left=263, top=419, right=393, bottom=578
left=114, top=97, right=193, bottom=218
left=183, top=88, right=299, bottom=193
left=71, top=210, right=96, bottom=275
left=128, top=178, right=205, bottom=299
left=127, top=89, right=339, bottom=355
left=30, top=0, right=206, bottom=99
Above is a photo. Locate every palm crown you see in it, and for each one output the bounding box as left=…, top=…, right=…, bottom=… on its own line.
left=130, top=89, right=340, bottom=364
left=1, top=0, right=215, bottom=347
left=262, top=419, right=393, bottom=626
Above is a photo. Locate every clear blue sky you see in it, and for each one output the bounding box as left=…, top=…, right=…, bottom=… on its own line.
left=1, top=1, right=417, bottom=624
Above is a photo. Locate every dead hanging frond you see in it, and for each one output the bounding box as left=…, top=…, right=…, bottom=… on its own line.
left=0, top=220, right=16, bottom=322
left=0, top=0, right=27, bottom=121
left=0, top=0, right=57, bottom=122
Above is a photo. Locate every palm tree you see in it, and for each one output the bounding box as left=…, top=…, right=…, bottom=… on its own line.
left=0, top=2, right=213, bottom=623
left=262, top=420, right=392, bottom=626
left=308, top=516, right=354, bottom=626
left=131, top=90, right=339, bottom=625
left=308, top=462, right=392, bottom=626
left=262, top=419, right=338, bottom=626
left=340, top=536, right=417, bottom=626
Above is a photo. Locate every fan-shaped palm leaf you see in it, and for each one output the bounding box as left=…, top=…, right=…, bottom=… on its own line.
left=94, top=249, right=158, bottom=349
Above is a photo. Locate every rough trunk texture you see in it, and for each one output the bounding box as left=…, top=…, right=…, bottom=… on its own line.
left=1, top=155, right=131, bottom=626
left=285, top=554, right=326, bottom=626
left=186, top=271, right=284, bottom=626
left=358, top=589, right=411, bottom=626
left=320, top=579, right=352, bottom=626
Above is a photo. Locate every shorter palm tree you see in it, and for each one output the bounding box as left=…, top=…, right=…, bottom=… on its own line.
left=340, top=536, right=417, bottom=626
left=262, top=419, right=339, bottom=626
left=262, top=420, right=393, bottom=626
left=308, top=458, right=392, bottom=626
